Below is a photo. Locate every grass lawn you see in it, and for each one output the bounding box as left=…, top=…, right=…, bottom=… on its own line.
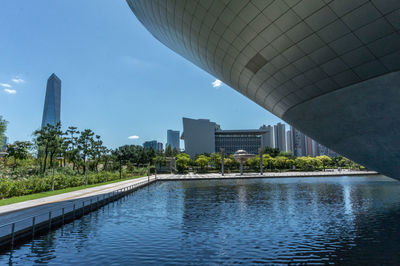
left=0, top=175, right=144, bottom=206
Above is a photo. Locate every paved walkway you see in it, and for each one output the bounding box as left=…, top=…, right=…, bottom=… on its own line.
left=0, top=175, right=158, bottom=239
left=0, top=176, right=156, bottom=216
left=157, top=170, right=379, bottom=181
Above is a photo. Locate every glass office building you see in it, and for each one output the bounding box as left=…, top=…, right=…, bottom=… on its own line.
left=41, top=74, right=61, bottom=128
left=167, top=130, right=180, bottom=150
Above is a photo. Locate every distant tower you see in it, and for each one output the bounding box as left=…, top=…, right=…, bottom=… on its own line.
left=41, top=73, right=61, bottom=127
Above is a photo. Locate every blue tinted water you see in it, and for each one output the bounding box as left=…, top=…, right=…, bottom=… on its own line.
left=2, top=175, right=400, bottom=265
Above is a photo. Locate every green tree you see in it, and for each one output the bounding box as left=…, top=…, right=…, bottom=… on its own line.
left=246, top=156, right=258, bottom=170
left=90, top=135, right=106, bottom=172
left=262, top=154, right=274, bottom=171
left=196, top=155, right=209, bottom=171
left=6, top=141, right=31, bottom=170
left=274, top=156, right=288, bottom=170
left=65, top=126, right=80, bottom=170
left=210, top=153, right=221, bottom=169
left=263, top=146, right=280, bottom=157
left=316, top=155, right=331, bottom=171
left=101, top=149, right=112, bottom=172
left=113, top=148, right=126, bottom=179
left=295, top=156, right=320, bottom=171
left=224, top=157, right=234, bottom=171
left=332, top=156, right=343, bottom=168
left=286, top=159, right=295, bottom=170
left=34, top=123, right=64, bottom=174
left=176, top=153, right=191, bottom=173
left=294, top=157, right=309, bottom=171
left=77, top=129, right=95, bottom=177
left=278, top=151, right=295, bottom=159
left=153, top=154, right=166, bottom=168
left=165, top=145, right=173, bottom=157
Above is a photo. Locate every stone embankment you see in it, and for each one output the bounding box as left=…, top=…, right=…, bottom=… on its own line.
left=157, top=170, right=379, bottom=181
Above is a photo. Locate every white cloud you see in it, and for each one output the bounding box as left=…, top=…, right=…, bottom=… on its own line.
left=4, top=89, right=17, bottom=94
left=128, top=135, right=139, bottom=140
left=212, top=79, right=222, bottom=88
left=11, top=78, right=24, bottom=84
left=0, top=82, right=12, bottom=88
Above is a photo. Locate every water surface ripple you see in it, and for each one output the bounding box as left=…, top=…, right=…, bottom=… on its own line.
left=2, top=175, right=400, bottom=265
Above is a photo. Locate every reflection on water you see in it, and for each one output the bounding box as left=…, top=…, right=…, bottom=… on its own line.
left=2, top=175, right=400, bottom=264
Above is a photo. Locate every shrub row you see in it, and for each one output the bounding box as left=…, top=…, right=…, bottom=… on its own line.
left=0, top=171, right=140, bottom=199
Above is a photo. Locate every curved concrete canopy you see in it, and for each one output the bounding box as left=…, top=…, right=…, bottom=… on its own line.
left=127, top=0, right=400, bottom=178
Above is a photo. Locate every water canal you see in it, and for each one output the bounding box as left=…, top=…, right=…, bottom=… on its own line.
left=2, top=175, right=400, bottom=264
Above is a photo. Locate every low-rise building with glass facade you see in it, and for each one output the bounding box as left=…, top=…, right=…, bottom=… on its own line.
left=182, top=117, right=274, bottom=157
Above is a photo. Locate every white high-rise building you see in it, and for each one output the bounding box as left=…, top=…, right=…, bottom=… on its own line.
left=259, top=125, right=274, bottom=148
left=274, top=123, right=286, bottom=152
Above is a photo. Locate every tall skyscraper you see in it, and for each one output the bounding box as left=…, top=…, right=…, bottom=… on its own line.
left=274, top=123, right=286, bottom=152
left=41, top=74, right=61, bottom=128
left=167, top=130, right=180, bottom=150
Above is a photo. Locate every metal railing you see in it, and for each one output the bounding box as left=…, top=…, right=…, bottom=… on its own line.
left=0, top=176, right=156, bottom=250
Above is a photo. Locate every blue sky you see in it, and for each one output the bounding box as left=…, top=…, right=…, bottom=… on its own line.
left=0, top=0, right=285, bottom=149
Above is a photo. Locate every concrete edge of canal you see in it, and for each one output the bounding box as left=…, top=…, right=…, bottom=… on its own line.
left=0, top=176, right=158, bottom=252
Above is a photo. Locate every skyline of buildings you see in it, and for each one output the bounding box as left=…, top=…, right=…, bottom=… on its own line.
left=41, top=73, right=61, bottom=128
left=182, top=117, right=307, bottom=158
left=180, top=117, right=337, bottom=158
